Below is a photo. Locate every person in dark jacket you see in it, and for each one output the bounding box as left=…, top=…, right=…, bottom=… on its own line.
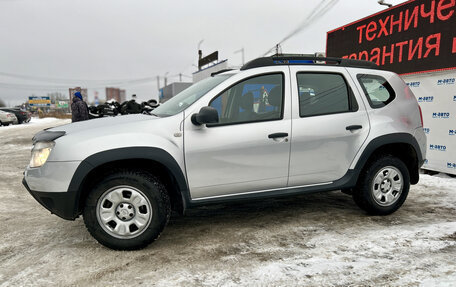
left=71, top=91, right=89, bottom=122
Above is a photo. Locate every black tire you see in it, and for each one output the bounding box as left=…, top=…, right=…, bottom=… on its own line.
left=353, top=155, right=410, bottom=215
left=83, top=169, right=171, bottom=250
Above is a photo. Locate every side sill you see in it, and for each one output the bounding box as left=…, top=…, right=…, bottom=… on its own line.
left=186, top=169, right=358, bottom=207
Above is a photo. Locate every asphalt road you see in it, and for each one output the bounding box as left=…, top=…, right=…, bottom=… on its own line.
left=0, top=119, right=455, bottom=286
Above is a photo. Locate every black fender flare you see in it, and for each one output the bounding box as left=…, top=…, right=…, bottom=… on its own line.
left=67, top=147, right=189, bottom=218
left=353, top=133, right=423, bottom=183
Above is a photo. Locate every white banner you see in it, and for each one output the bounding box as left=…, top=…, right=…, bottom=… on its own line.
left=402, top=70, right=456, bottom=175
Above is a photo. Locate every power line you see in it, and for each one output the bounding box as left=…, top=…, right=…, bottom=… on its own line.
left=0, top=78, right=156, bottom=91
left=262, top=0, right=339, bottom=57
left=0, top=71, right=155, bottom=83
left=0, top=69, right=195, bottom=91
left=0, top=71, right=159, bottom=87
left=279, top=0, right=338, bottom=44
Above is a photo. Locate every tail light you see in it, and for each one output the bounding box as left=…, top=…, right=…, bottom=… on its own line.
left=418, top=105, right=423, bottom=126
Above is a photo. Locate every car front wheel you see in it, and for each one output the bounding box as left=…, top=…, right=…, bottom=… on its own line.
left=353, top=155, right=410, bottom=215
left=83, top=170, right=170, bottom=250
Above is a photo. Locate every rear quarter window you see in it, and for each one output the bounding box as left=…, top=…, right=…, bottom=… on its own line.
left=357, top=74, right=395, bottom=109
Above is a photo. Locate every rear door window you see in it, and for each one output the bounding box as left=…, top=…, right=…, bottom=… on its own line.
left=297, top=73, right=356, bottom=117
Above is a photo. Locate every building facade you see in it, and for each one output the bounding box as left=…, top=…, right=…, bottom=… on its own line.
left=106, top=87, right=126, bottom=103
left=159, top=82, right=192, bottom=103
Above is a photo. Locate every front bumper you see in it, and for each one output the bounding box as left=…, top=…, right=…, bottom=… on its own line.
left=25, top=161, right=80, bottom=192
left=22, top=178, right=79, bottom=220
left=23, top=161, right=82, bottom=220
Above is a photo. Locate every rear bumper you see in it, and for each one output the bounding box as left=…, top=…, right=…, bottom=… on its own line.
left=414, top=127, right=427, bottom=167
left=22, top=177, right=79, bottom=220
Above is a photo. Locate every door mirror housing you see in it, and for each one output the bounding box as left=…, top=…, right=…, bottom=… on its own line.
left=191, top=106, right=219, bottom=125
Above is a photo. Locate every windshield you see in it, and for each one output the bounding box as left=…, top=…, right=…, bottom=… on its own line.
left=153, top=74, right=233, bottom=117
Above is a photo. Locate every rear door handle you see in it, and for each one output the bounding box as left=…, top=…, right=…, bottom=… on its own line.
left=346, top=125, right=362, bottom=131
left=268, top=132, right=288, bottom=139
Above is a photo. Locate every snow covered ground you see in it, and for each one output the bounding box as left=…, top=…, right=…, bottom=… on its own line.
left=0, top=119, right=455, bottom=286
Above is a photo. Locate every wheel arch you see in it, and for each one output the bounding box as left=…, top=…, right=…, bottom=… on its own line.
left=68, top=147, right=189, bottom=219
left=354, top=133, right=423, bottom=185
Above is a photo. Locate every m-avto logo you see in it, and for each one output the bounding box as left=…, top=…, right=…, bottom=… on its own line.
left=453, top=95, right=456, bottom=101
left=418, top=96, right=433, bottom=102
left=450, top=129, right=455, bottom=136
left=437, top=78, right=455, bottom=85
left=406, top=82, right=420, bottom=88
left=447, top=162, right=456, bottom=169
left=423, top=128, right=430, bottom=134
left=429, top=144, right=446, bottom=151
left=432, top=112, right=450, bottom=119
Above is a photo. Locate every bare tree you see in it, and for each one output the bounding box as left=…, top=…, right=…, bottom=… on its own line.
left=0, top=99, right=5, bottom=107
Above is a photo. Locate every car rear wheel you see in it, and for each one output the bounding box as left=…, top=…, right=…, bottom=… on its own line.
left=83, top=169, right=170, bottom=250
left=353, top=155, right=410, bottom=215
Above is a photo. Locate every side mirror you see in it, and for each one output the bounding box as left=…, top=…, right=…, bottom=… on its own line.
left=191, top=106, right=219, bottom=125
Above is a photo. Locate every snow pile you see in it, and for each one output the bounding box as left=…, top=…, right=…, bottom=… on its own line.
left=0, top=117, right=70, bottom=133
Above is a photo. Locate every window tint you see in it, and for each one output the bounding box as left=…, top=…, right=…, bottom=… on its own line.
left=297, top=73, right=350, bottom=117
left=209, top=73, right=283, bottom=126
left=357, top=74, right=395, bottom=108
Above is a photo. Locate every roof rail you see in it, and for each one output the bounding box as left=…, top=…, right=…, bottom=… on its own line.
left=210, top=69, right=234, bottom=76
left=240, top=55, right=378, bottom=70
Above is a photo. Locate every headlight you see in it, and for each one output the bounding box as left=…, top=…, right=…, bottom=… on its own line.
left=29, top=142, right=55, bottom=168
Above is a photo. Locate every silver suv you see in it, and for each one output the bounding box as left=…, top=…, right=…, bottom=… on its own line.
left=23, top=56, right=426, bottom=250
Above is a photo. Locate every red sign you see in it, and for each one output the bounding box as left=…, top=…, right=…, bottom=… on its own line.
left=326, top=0, right=456, bottom=75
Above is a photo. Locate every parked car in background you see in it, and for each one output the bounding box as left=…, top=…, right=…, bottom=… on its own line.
left=11, top=113, right=18, bottom=125
left=0, top=108, right=31, bottom=124
left=0, top=110, right=17, bottom=126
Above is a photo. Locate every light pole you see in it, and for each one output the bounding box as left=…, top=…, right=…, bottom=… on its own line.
left=197, top=39, right=204, bottom=52
left=164, top=72, right=169, bottom=87
left=234, top=48, right=245, bottom=65
left=197, top=39, right=204, bottom=70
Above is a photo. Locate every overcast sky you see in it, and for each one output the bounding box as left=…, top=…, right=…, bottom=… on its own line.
left=0, top=0, right=407, bottom=106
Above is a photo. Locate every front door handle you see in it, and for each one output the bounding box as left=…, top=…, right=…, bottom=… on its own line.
left=268, top=132, right=288, bottom=139
left=346, top=125, right=362, bottom=131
